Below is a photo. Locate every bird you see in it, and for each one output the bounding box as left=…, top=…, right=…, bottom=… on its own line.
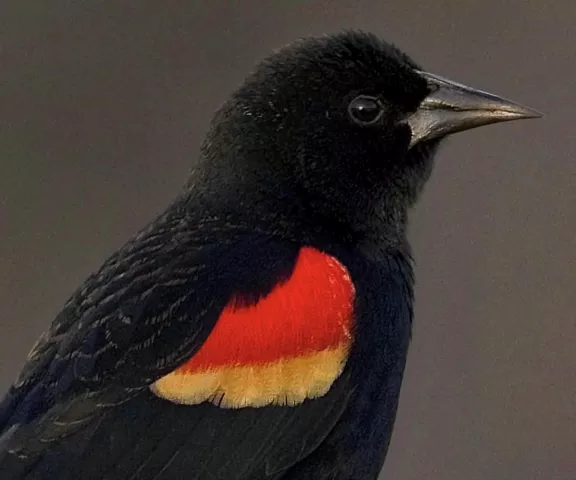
left=0, top=30, right=540, bottom=480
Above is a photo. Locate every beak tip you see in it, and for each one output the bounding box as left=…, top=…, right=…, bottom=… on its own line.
left=513, top=105, right=544, bottom=120
left=530, top=110, right=544, bottom=119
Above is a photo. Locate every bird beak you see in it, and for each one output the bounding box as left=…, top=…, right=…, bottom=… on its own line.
left=407, top=71, right=543, bottom=148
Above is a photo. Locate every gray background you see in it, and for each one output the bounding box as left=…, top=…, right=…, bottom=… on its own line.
left=1, top=1, right=574, bottom=479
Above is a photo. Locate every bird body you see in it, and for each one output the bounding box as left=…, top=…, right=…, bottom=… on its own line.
left=0, top=31, right=540, bottom=479
left=1, top=224, right=413, bottom=480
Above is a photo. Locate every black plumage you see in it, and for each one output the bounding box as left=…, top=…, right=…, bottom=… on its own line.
left=0, top=31, right=540, bottom=479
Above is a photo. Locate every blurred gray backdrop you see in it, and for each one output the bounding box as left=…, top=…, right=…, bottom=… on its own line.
left=1, top=1, right=574, bottom=479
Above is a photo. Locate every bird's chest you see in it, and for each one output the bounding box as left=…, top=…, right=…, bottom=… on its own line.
left=327, top=253, right=415, bottom=475
left=346, top=253, right=414, bottom=383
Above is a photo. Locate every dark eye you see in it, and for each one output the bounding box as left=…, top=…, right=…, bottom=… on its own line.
left=348, top=95, right=383, bottom=125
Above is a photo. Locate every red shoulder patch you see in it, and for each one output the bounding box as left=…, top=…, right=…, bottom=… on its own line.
left=151, top=247, right=355, bottom=408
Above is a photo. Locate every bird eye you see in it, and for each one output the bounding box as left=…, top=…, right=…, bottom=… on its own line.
left=348, top=95, right=383, bottom=125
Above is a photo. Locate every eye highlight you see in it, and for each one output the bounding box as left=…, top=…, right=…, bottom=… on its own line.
left=348, top=95, right=384, bottom=125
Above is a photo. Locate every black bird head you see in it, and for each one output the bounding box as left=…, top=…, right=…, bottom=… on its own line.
left=194, top=31, right=540, bottom=250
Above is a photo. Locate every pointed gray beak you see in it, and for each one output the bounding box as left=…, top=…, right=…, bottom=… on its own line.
left=407, top=71, right=543, bottom=148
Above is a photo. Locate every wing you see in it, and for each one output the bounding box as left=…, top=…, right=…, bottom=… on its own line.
left=150, top=245, right=355, bottom=409
left=0, top=210, right=299, bottom=458
left=0, top=212, right=358, bottom=479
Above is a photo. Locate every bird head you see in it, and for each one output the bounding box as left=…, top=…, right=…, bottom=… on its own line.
left=196, top=31, right=540, bottom=249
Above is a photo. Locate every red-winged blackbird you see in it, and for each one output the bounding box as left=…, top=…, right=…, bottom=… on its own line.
left=0, top=31, right=540, bottom=480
